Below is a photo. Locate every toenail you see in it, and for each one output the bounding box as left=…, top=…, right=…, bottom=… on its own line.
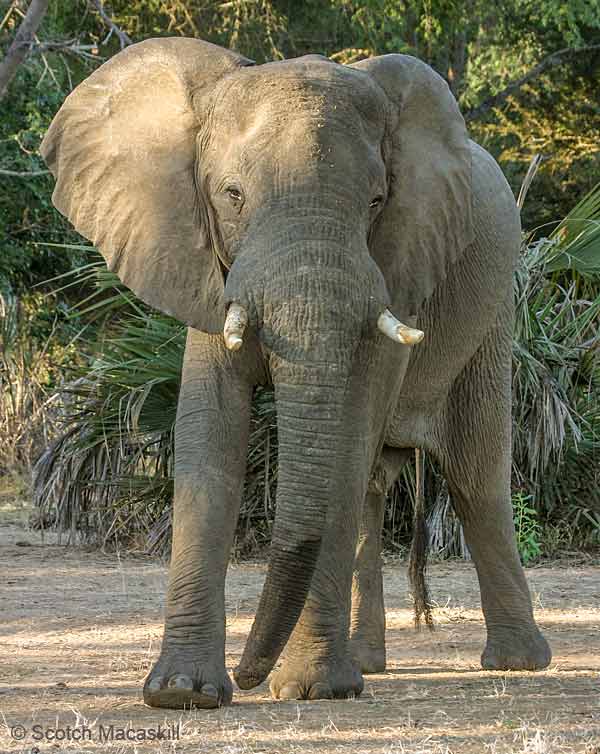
left=279, top=683, right=303, bottom=700
left=168, top=674, right=193, bottom=689
left=308, top=682, right=333, bottom=700
left=200, top=683, right=218, bottom=698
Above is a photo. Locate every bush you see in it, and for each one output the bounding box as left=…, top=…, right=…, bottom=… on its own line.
left=32, top=185, right=600, bottom=557
left=0, top=292, right=76, bottom=478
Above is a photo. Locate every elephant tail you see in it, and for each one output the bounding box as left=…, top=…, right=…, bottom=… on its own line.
left=408, top=448, right=434, bottom=629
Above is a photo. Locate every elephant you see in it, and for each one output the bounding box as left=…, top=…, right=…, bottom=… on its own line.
left=41, top=37, right=552, bottom=709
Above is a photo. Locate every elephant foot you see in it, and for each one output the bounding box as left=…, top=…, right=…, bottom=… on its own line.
left=144, top=652, right=232, bottom=709
left=269, top=655, right=364, bottom=700
left=482, top=625, right=552, bottom=671
left=349, top=636, right=386, bottom=674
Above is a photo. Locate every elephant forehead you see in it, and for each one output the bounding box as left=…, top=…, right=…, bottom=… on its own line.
left=209, top=59, right=387, bottom=139
left=203, top=65, right=387, bottom=186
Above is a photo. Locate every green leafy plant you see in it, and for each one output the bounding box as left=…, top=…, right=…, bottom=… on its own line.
left=545, top=182, right=600, bottom=275
left=512, top=492, right=542, bottom=563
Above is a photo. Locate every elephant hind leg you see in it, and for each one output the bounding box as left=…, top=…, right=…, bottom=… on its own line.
left=350, top=447, right=412, bottom=674
left=431, top=322, right=551, bottom=671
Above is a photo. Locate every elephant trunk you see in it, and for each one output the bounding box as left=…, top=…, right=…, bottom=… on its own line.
left=231, top=228, right=388, bottom=690
left=234, top=375, right=352, bottom=689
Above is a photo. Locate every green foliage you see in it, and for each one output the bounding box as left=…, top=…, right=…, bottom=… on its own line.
left=512, top=493, right=542, bottom=564
left=31, top=183, right=600, bottom=555
left=0, top=292, right=78, bottom=476
left=2, top=0, right=599, bottom=300
left=545, top=183, right=600, bottom=275
left=0, top=1, right=99, bottom=295
left=33, top=311, right=183, bottom=546
left=471, top=64, right=600, bottom=231
left=32, top=304, right=280, bottom=553
left=108, top=0, right=287, bottom=60
left=512, top=193, right=600, bottom=520
left=510, top=191, right=600, bottom=554
left=2, top=0, right=599, bottom=556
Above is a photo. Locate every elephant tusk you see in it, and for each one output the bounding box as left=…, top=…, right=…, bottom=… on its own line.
left=223, top=303, right=248, bottom=351
left=377, top=309, right=424, bottom=345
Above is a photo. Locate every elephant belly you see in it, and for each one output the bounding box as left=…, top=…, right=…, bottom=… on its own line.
left=384, top=391, right=445, bottom=449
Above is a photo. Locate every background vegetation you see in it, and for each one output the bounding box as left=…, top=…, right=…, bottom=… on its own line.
left=1, top=0, right=599, bottom=560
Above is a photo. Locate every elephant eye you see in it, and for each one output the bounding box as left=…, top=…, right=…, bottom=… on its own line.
left=369, top=195, right=384, bottom=209
left=226, top=186, right=243, bottom=204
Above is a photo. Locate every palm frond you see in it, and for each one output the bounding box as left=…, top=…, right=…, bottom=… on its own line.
left=544, top=183, right=600, bottom=275
left=33, top=184, right=600, bottom=556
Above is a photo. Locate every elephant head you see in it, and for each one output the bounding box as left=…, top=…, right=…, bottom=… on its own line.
left=41, top=39, right=473, bottom=688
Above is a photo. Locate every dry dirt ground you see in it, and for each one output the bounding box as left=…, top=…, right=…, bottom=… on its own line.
left=1, top=509, right=599, bottom=753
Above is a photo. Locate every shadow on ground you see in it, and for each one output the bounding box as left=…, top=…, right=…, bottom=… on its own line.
left=1, top=522, right=599, bottom=753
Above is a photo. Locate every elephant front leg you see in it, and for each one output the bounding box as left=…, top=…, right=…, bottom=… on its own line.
left=268, top=486, right=364, bottom=700
left=144, top=331, right=253, bottom=709
left=435, top=326, right=551, bottom=671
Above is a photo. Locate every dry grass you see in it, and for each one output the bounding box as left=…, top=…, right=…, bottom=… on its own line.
left=0, top=503, right=599, bottom=753
left=0, top=295, right=61, bottom=478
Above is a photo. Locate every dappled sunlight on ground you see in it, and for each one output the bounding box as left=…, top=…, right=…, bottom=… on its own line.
left=0, top=523, right=599, bottom=752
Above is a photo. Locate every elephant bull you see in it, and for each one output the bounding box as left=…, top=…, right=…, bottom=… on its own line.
left=41, top=38, right=551, bottom=709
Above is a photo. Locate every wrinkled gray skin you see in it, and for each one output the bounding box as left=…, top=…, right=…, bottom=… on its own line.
left=42, top=38, right=551, bottom=709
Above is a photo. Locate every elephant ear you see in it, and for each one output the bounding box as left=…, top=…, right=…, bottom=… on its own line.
left=351, top=54, right=473, bottom=315
left=41, top=38, right=253, bottom=332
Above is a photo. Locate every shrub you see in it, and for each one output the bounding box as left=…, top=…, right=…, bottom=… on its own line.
left=33, top=186, right=600, bottom=556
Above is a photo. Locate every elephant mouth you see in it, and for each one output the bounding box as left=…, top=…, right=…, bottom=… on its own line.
left=222, top=301, right=424, bottom=351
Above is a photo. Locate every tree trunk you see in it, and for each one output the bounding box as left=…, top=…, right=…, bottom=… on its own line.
left=0, top=0, right=49, bottom=101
